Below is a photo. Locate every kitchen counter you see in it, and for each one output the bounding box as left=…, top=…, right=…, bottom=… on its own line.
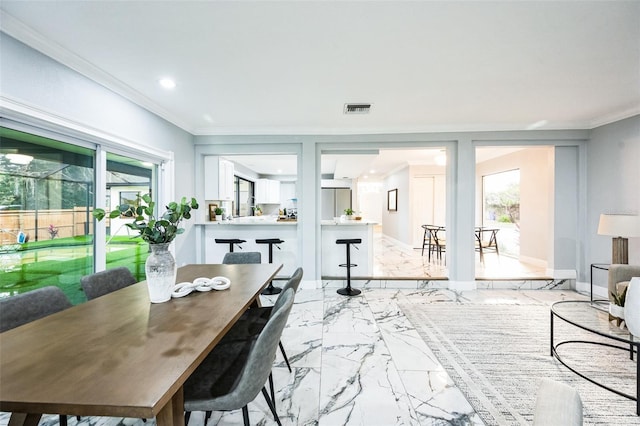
left=321, top=219, right=375, bottom=276
left=321, top=219, right=377, bottom=226
left=197, top=217, right=297, bottom=226
left=196, top=218, right=298, bottom=276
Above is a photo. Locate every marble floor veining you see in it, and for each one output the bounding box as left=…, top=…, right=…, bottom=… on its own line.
left=0, top=288, right=588, bottom=426
left=372, top=229, right=548, bottom=280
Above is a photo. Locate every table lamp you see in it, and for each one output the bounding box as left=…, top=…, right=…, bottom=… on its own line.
left=597, top=214, right=640, bottom=264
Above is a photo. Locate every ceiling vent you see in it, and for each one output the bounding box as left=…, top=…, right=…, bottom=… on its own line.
left=344, top=103, right=371, bottom=114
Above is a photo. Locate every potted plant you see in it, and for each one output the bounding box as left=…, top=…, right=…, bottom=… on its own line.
left=93, top=193, right=199, bottom=303
left=344, top=208, right=355, bottom=220
left=609, top=286, right=627, bottom=325
left=214, top=207, right=224, bottom=221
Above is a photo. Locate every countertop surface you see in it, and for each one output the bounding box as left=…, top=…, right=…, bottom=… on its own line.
left=197, top=218, right=297, bottom=226
left=321, top=219, right=378, bottom=226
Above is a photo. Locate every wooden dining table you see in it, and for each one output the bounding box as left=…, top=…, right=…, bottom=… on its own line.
left=0, top=263, right=282, bottom=426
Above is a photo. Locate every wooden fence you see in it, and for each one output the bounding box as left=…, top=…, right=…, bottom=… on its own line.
left=0, top=208, right=94, bottom=245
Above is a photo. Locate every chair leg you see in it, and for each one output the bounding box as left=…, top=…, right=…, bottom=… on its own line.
left=242, top=406, right=250, bottom=426
left=261, top=386, right=282, bottom=426
left=184, top=411, right=191, bottom=425
left=279, top=341, right=292, bottom=373
left=269, top=373, right=276, bottom=411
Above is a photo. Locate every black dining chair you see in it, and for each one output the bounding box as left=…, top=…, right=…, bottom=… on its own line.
left=421, top=225, right=446, bottom=262
left=81, top=266, right=137, bottom=300
left=475, top=227, right=500, bottom=264
left=0, top=286, right=79, bottom=426
left=183, top=289, right=295, bottom=426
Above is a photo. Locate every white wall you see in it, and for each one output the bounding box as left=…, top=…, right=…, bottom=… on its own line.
left=475, top=147, right=553, bottom=264
left=588, top=115, right=640, bottom=279
left=0, top=34, right=197, bottom=264
left=382, top=166, right=411, bottom=245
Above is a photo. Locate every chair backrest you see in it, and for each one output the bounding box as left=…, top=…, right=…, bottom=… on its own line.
left=532, top=378, right=583, bottom=426
left=271, top=267, right=303, bottom=315
left=81, top=266, right=137, bottom=300
left=227, top=288, right=294, bottom=406
left=0, top=286, right=72, bottom=332
left=222, top=252, right=261, bottom=265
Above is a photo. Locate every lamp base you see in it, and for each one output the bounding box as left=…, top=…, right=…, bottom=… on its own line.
left=612, top=237, right=628, bottom=264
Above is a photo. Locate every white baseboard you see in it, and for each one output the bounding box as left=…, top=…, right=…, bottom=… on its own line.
left=575, top=280, right=608, bottom=299
left=300, top=279, right=323, bottom=290
left=546, top=268, right=577, bottom=279
left=448, top=280, right=477, bottom=291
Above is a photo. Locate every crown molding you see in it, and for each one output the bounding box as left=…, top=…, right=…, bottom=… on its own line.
left=0, top=10, right=194, bottom=135
left=588, top=106, right=640, bottom=129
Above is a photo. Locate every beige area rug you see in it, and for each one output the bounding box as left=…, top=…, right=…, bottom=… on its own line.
left=399, top=302, right=639, bottom=425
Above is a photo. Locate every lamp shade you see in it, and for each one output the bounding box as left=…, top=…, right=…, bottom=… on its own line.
left=597, top=214, right=640, bottom=238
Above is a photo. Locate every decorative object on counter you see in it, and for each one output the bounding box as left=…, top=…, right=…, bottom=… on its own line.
left=93, top=193, right=199, bottom=303
left=624, top=277, right=640, bottom=337
left=388, top=188, right=398, bottom=211
left=208, top=203, right=219, bottom=221
left=214, top=207, right=224, bottom=221
left=344, top=208, right=355, bottom=220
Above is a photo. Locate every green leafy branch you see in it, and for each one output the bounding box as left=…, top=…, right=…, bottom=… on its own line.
left=93, top=193, right=199, bottom=244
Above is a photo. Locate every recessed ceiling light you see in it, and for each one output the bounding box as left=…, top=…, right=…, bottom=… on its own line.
left=526, top=120, right=548, bottom=130
left=159, top=78, right=176, bottom=90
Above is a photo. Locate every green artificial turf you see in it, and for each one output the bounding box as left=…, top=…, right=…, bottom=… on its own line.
left=0, top=236, right=149, bottom=305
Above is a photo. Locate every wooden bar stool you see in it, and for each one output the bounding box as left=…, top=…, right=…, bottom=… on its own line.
left=336, top=238, right=361, bottom=296
left=256, top=238, right=284, bottom=295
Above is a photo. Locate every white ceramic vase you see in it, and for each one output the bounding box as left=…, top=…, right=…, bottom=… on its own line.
left=609, top=303, right=625, bottom=320
left=624, top=277, right=640, bottom=337
left=145, top=243, right=177, bottom=303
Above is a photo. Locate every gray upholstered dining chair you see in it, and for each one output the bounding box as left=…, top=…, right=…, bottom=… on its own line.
left=81, top=266, right=136, bottom=300
left=183, top=288, right=295, bottom=426
left=226, top=267, right=303, bottom=372
left=222, top=251, right=261, bottom=265
left=0, top=286, right=79, bottom=426
left=0, top=286, right=72, bottom=332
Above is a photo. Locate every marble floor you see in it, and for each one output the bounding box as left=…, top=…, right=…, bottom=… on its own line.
left=372, top=230, right=548, bottom=280
left=0, top=288, right=588, bottom=426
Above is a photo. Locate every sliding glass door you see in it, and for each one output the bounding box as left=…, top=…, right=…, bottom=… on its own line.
left=0, top=127, right=161, bottom=304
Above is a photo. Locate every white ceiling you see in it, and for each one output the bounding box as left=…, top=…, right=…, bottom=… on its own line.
left=1, top=1, right=639, bottom=137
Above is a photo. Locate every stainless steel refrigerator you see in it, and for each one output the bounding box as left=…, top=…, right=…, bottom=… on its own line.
left=321, top=188, right=352, bottom=220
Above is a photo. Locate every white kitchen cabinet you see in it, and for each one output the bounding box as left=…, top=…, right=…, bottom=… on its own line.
left=204, top=156, right=234, bottom=201
left=255, top=179, right=280, bottom=204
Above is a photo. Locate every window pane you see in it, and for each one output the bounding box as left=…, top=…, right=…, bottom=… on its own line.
left=105, top=153, right=155, bottom=281
left=482, top=169, right=520, bottom=256
left=0, top=128, right=95, bottom=304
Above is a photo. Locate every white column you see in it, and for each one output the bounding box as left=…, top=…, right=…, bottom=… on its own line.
left=448, top=138, right=476, bottom=287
